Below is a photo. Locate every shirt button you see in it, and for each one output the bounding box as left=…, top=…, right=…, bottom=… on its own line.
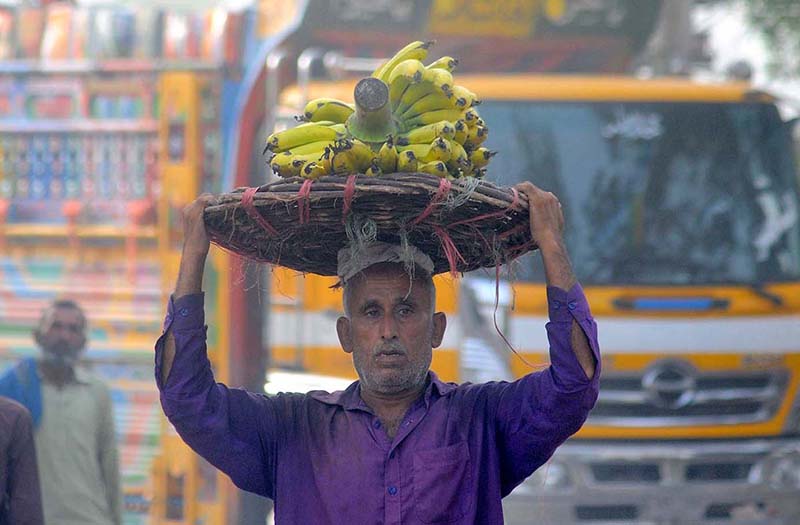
left=179, top=307, right=189, bottom=317
left=388, top=486, right=397, bottom=495
left=373, top=420, right=381, bottom=429
left=568, top=301, right=577, bottom=311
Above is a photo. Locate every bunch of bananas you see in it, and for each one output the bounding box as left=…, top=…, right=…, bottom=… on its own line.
left=264, top=41, right=495, bottom=180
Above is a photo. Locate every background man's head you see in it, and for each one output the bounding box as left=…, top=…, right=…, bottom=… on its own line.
left=33, top=299, right=87, bottom=368
left=337, top=262, right=446, bottom=396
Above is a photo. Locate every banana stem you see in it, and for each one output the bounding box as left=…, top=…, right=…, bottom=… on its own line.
left=347, top=78, right=397, bottom=145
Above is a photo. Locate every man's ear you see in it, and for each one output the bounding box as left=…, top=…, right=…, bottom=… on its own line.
left=431, top=312, right=446, bottom=348
left=336, top=316, right=353, bottom=354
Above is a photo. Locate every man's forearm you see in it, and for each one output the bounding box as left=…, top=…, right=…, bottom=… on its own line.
left=539, top=238, right=596, bottom=379
left=161, top=250, right=207, bottom=386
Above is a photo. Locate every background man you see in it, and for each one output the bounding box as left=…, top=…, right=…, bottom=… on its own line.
left=0, top=300, right=122, bottom=525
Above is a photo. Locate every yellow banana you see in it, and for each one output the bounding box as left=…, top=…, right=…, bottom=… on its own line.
left=302, top=158, right=332, bottom=179
left=418, top=161, right=449, bottom=177
left=331, top=138, right=375, bottom=173
left=396, top=120, right=455, bottom=146
left=472, top=167, right=487, bottom=178
left=388, top=59, right=426, bottom=111
left=290, top=141, right=334, bottom=155
left=302, top=98, right=355, bottom=123
left=270, top=152, right=306, bottom=178
left=451, top=85, right=480, bottom=108
left=365, top=161, right=383, bottom=177
left=469, top=147, right=496, bottom=169
left=464, top=107, right=481, bottom=124
left=404, top=109, right=465, bottom=130
left=373, top=40, right=434, bottom=84
left=396, top=67, right=454, bottom=115
left=377, top=139, right=398, bottom=173
left=331, top=149, right=356, bottom=174
left=397, top=137, right=451, bottom=163
left=426, top=56, right=458, bottom=73
left=267, top=124, right=343, bottom=152
left=400, top=91, right=458, bottom=120
left=453, top=119, right=468, bottom=144
left=296, top=120, right=336, bottom=127
left=446, top=139, right=470, bottom=172
left=464, top=124, right=488, bottom=150
left=396, top=150, right=419, bottom=172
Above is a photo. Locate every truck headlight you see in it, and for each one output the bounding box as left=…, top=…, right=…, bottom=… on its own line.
left=767, top=447, right=800, bottom=489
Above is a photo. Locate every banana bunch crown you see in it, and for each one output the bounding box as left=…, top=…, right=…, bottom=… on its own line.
left=264, top=41, right=495, bottom=180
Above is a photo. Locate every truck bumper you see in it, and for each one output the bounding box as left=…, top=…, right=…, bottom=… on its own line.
left=503, top=438, right=800, bottom=525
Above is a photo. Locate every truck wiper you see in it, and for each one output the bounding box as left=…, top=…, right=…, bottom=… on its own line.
left=748, top=282, right=784, bottom=307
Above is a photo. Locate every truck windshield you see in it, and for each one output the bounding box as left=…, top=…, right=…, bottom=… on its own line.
left=482, top=100, right=800, bottom=285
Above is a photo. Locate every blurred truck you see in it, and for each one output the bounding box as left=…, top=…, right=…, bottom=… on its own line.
left=266, top=67, right=800, bottom=524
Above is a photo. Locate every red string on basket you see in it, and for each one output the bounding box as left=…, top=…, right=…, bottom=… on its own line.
left=241, top=187, right=279, bottom=237
left=342, top=174, right=357, bottom=223
left=410, top=178, right=451, bottom=227
left=446, top=187, right=521, bottom=229
left=432, top=225, right=466, bottom=277
left=297, top=179, right=313, bottom=225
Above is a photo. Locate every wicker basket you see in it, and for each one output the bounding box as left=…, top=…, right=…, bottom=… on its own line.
left=203, top=173, right=535, bottom=276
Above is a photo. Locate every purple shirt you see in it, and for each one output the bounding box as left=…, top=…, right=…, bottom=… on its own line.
left=0, top=396, right=44, bottom=525
left=156, top=284, right=600, bottom=524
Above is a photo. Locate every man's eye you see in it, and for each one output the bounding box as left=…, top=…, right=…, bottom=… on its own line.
left=397, top=307, right=412, bottom=316
left=364, top=309, right=379, bottom=317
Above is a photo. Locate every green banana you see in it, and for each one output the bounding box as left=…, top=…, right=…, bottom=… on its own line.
left=373, top=40, right=434, bottom=83
left=396, top=120, right=455, bottom=146
left=267, top=124, right=343, bottom=152
left=302, top=98, right=355, bottom=123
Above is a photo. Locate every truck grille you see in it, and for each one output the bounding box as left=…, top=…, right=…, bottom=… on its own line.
left=590, top=363, right=788, bottom=427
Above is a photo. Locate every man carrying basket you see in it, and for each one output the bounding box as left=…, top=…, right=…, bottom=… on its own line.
left=155, top=179, right=599, bottom=523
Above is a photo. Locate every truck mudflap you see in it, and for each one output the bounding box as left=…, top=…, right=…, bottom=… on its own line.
left=503, top=439, right=800, bottom=525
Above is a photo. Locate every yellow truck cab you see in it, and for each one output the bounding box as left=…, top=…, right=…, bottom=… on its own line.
left=270, top=72, right=800, bottom=523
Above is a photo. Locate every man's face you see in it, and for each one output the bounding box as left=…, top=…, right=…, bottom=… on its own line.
left=35, top=306, right=86, bottom=365
left=337, top=264, right=446, bottom=397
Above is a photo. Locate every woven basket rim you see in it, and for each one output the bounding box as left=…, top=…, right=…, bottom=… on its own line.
left=204, top=173, right=536, bottom=276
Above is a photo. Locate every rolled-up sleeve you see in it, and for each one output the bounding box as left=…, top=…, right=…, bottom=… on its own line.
left=490, top=283, right=600, bottom=494
left=155, top=294, right=278, bottom=497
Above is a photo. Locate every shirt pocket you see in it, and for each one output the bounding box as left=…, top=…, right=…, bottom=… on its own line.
left=412, top=441, right=472, bottom=523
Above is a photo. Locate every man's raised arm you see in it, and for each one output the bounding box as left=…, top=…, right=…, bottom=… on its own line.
left=517, top=182, right=596, bottom=379
left=160, top=194, right=215, bottom=386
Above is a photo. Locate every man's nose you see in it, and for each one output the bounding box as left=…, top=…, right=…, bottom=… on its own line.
left=380, top=315, right=398, bottom=340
